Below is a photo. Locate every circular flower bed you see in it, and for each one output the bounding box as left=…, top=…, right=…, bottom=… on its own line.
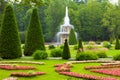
left=54, top=61, right=117, bottom=80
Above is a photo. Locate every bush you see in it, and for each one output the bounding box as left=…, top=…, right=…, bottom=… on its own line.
left=113, top=54, right=120, bottom=60
left=50, top=48, right=62, bottom=57
left=96, top=51, right=107, bottom=58
left=102, top=41, right=111, bottom=49
left=88, top=41, right=96, bottom=45
left=86, top=45, right=94, bottom=50
left=96, top=41, right=101, bottom=45
left=33, top=50, right=48, bottom=60
left=48, top=45, right=55, bottom=49
left=76, top=52, right=98, bottom=61
left=73, top=45, right=78, bottom=50
left=60, top=45, right=64, bottom=49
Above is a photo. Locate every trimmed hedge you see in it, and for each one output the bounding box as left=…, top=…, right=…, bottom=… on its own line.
left=76, top=52, right=98, bottom=61
left=115, top=37, right=120, bottom=50
left=24, top=8, right=45, bottom=56
left=0, top=4, right=22, bottom=59
left=48, top=45, right=55, bottom=49
left=33, top=50, right=48, bottom=60
left=50, top=48, right=62, bottom=57
left=62, top=39, right=71, bottom=59
left=102, top=41, right=111, bottom=49
left=96, top=51, right=107, bottom=58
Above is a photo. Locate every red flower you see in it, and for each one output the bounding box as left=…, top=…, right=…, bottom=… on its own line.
left=11, top=72, right=46, bottom=77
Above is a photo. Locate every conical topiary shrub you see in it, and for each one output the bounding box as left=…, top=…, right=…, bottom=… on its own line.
left=0, top=4, right=22, bottom=59
left=62, top=39, right=71, bottom=59
left=24, top=7, right=45, bottom=56
left=78, top=38, right=83, bottom=52
left=115, top=37, right=120, bottom=50
left=69, top=28, right=77, bottom=45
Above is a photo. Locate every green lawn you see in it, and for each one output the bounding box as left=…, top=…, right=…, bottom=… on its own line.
left=1, top=45, right=120, bottom=80
left=106, top=50, right=120, bottom=57
left=0, top=58, right=120, bottom=80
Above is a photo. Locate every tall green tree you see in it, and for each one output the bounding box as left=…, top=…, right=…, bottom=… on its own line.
left=62, top=39, right=71, bottom=59
left=45, top=0, right=65, bottom=42
left=24, top=7, right=45, bottom=56
left=69, top=28, right=77, bottom=45
left=115, top=37, right=120, bottom=50
left=0, top=0, right=6, bottom=28
left=0, top=4, right=22, bottom=59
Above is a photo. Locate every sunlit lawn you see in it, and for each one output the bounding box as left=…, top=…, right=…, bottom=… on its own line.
left=1, top=59, right=120, bottom=80
left=1, top=45, right=120, bottom=80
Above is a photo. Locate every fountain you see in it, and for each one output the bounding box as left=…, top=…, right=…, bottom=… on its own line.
left=57, top=6, right=75, bottom=44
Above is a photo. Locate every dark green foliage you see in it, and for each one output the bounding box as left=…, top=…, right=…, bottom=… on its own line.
left=50, top=48, right=62, bottom=57
left=48, top=45, right=55, bottom=49
left=78, top=38, right=83, bottom=52
left=62, top=39, right=71, bottom=59
left=19, top=32, right=26, bottom=44
left=0, top=57, right=2, bottom=61
left=0, top=4, right=22, bottom=59
left=69, top=28, right=77, bottom=45
left=102, top=41, right=111, bottom=49
left=73, top=44, right=78, bottom=50
left=33, top=50, right=48, bottom=60
left=76, top=52, right=98, bottom=61
left=60, top=44, right=64, bottom=49
left=113, top=54, right=120, bottom=60
left=96, top=51, right=107, bottom=58
left=24, top=8, right=45, bottom=56
left=115, top=37, right=120, bottom=50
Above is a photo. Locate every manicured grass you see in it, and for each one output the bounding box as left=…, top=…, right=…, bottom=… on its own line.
left=106, top=50, right=120, bottom=57
left=0, top=58, right=120, bottom=80
left=1, top=45, right=120, bottom=80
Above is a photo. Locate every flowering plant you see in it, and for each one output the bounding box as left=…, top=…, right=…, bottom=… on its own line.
left=59, top=72, right=116, bottom=80
left=11, top=72, right=46, bottom=77
left=0, top=65, right=35, bottom=70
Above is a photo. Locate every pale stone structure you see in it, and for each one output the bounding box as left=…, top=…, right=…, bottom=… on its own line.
left=57, top=6, right=74, bottom=44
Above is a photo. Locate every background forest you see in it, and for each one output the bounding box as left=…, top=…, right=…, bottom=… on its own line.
left=0, top=0, right=120, bottom=43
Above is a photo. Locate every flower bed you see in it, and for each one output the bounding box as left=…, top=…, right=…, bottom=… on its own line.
left=55, top=67, right=70, bottom=72
left=84, top=65, right=120, bottom=70
left=67, top=60, right=115, bottom=64
left=59, top=72, right=116, bottom=80
left=55, top=64, right=71, bottom=72
left=3, top=77, right=18, bottom=80
left=54, top=63, right=116, bottom=80
left=0, top=61, right=44, bottom=65
left=11, top=72, right=46, bottom=77
left=91, top=68, right=120, bottom=76
left=0, top=65, right=35, bottom=70
left=54, top=63, right=73, bottom=68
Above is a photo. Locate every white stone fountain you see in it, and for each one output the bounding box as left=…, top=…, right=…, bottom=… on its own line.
left=57, top=6, right=74, bottom=44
